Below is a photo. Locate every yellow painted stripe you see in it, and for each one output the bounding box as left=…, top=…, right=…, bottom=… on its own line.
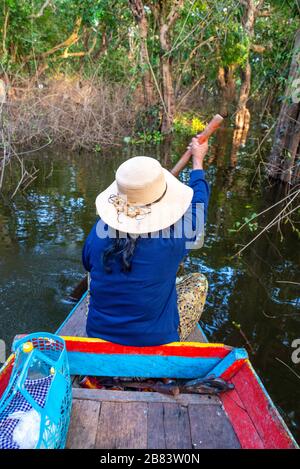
left=60, top=335, right=226, bottom=349
left=0, top=353, right=15, bottom=375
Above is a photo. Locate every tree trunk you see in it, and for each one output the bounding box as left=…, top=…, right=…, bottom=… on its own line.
left=235, top=61, right=251, bottom=130
left=268, top=29, right=300, bottom=183
left=158, top=19, right=176, bottom=134
left=129, top=0, right=154, bottom=107
left=235, top=0, right=264, bottom=132
left=217, top=65, right=236, bottom=117
left=160, top=52, right=175, bottom=133
left=230, top=125, right=250, bottom=167
left=151, top=0, right=184, bottom=134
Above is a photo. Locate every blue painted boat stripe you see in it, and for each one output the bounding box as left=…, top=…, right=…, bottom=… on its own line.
left=204, top=348, right=248, bottom=378
left=67, top=352, right=221, bottom=378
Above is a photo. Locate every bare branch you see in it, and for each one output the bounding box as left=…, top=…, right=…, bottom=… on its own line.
left=2, top=7, right=9, bottom=56
left=257, top=10, right=271, bottom=17
left=177, top=74, right=205, bottom=108
left=166, top=0, right=184, bottom=31
left=275, top=358, right=300, bottom=381
left=175, top=36, right=214, bottom=94
left=23, top=17, right=82, bottom=63
left=128, top=0, right=144, bottom=21
left=29, top=0, right=52, bottom=19
left=235, top=190, right=300, bottom=256
left=251, top=44, right=267, bottom=53
left=61, top=36, right=97, bottom=58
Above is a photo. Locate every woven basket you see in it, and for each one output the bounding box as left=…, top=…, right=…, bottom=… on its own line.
left=0, top=333, right=72, bottom=449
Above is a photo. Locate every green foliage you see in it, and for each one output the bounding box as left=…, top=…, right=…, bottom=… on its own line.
left=250, top=1, right=298, bottom=94
left=94, top=143, right=102, bottom=152
left=228, top=211, right=258, bottom=234
left=220, top=24, right=250, bottom=68
left=134, top=106, right=161, bottom=134
left=98, top=47, right=131, bottom=82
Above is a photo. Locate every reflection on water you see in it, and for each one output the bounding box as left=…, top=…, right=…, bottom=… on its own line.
left=0, top=126, right=299, bottom=442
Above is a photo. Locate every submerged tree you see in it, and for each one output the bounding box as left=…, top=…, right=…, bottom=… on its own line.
left=215, top=2, right=251, bottom=119
left=129, top=0, right=185, bottom=133
left=150, top=0, right=184, bottom=133
left=129, top=0, right=155, bottom=106
left=235, top=0, right=265, bottom=132
left=268, top=29, right=300, bottom=184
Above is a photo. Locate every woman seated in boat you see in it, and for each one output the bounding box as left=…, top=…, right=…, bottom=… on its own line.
left=82, top=138, right=210, bottom=346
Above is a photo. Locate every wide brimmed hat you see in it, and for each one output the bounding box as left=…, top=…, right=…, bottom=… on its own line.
left=96, top=156, right=193, bottom=234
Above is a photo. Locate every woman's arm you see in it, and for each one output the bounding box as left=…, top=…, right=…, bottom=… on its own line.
left=179, top=139, right=210, bottom=253
left=191, top=137, right=208, bottom=171
left=189, top=138, right=210, bottom=222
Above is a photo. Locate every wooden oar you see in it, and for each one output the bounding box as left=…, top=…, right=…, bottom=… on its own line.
left=171, top=113, right=223, bottom=177
left=69, top=276, right=88, bottom=302
left=69, top=114, right=224, bottom=302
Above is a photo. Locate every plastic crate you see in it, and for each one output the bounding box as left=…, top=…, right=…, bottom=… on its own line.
left=0, top=333, right=72, bottom=449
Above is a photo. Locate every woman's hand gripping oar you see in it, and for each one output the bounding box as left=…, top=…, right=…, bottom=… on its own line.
left=171, top=113, right=223, bottom=177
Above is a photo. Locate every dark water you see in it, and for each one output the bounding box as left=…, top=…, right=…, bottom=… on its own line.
left=0, top=124, right=299, bottom=443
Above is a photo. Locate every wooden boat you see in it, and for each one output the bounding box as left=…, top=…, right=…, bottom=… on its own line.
left=0, top=291, right=298, bottom=449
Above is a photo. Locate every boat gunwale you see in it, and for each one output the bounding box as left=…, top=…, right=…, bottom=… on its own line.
left=0, top=293, right=298, bottom=449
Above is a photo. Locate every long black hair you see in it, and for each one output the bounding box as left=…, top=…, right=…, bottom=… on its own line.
left=102, top=232, right=138, bottom=273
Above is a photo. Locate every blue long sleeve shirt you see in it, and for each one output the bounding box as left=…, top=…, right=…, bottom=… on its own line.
left=82, top=169, right=210, bottom=346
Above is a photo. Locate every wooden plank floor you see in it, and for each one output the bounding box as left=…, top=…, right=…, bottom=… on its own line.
left=67, top=389, right=241, bottom=449
left=58, top=294, right=208, bottom=342
left=58, top=295, right=88, bottom=337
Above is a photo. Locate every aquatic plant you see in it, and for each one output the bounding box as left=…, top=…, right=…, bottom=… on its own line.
left=123, top=130, right=163, bottom=145
left=173, top=113, right=206, bottom=136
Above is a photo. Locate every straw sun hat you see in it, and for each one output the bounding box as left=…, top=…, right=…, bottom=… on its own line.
left=96, top=156, right=193, bottom=235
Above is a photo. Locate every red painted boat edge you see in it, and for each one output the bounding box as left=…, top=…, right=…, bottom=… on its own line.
left=0, top=354, right=14, bottom=399
left=221, top=387, right=265, bottom=449
left=221, top=360, right=298, bottom=449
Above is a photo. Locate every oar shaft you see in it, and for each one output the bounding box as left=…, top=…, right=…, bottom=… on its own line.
left=171, top=114, right=223, bottom=177
left=69, top=276, right=88, bottom=302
